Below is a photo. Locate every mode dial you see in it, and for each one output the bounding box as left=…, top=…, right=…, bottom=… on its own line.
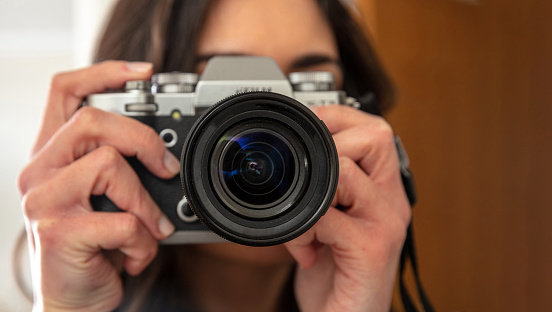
left=152, top=72, right=198, bottom=93
left=125, top=80, right=151, bottom=92
left=289, top=71, right=335, bottom=92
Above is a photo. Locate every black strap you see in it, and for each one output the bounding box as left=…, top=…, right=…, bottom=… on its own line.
left=399, top=225, right=435, bottom=312
left=396, top=137, right=435, bottom=312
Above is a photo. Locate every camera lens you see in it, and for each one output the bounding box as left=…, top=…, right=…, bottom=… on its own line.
left=207, top=120, right=307, bottom=221
left=181, top=92, right=338, bottom=246
left=216, top=129, right=297, bottom=208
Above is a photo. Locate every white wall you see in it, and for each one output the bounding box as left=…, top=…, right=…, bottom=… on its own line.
left=0, top=1, right=115, bottom=310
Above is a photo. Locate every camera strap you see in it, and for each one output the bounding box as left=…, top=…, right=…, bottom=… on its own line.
left=399, top=224, right=435, bottom=312
left=395, top=137, right=435, bottom=312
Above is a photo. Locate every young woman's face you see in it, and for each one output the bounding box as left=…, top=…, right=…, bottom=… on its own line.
left=193, top=0, right=342, bottom=265
left=197, top=0, right=342, bottom=86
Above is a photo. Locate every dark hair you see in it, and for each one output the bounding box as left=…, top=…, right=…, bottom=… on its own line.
left=96, top=1, right=394, bottom=310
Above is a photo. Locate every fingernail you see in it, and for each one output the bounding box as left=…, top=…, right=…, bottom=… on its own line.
left=158, top=214, right=175, bottom=237
left=163, top=150, right=180, bottom=175
left=126, top=62, right=153, bottom=73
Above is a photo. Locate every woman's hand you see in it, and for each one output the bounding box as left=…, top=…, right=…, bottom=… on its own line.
left=285, top=105, right=412, bottom=312
left=17, top=61, right=178, bottom=311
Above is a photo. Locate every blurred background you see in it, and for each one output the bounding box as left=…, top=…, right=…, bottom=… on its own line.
left=0, top=1, right=114, bottom=311
left=0, top=0, right=550, bottom=311
left=360, top=0, right=552, bottom=311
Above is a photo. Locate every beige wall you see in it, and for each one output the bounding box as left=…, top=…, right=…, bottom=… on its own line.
left=362, top=0, right=552, bottom=311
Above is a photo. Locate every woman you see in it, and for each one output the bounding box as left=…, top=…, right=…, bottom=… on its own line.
left=17, top=0, right=411, bottom=311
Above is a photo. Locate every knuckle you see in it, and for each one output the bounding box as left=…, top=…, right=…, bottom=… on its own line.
left=70, top=106, right=100, bottom=128
left=119, top=213, right=142, bottom=238
left=371, top=116, right=394, bottom=140
left=17, top=164, right=33, bottom=195
left=94, top=145, right=123, bottom=171
left=49, top=71, right=70, bottom=93
left=68, top=107, right=103, bottom=140
left=338, top=156, right=356, bottom=172
left=136, top=123, right=162, bottom=148
left=21, top=188, right=43, bottom=220
left=135, top=241, right=157, bottom=262
left=338, top=156, right=359, bottom=181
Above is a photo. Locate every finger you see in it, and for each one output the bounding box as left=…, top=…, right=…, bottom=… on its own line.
left=332, top=125, right=402, bottom=189
left=22, top=145, right=175, bottom=240
left=285, top=208, right=357, bottom=269
left=334, top=156, right=410, bottom=225
left=33, top=61, right=153, bottom=156
left=313, top=105, right=399, bottom=176
left=19, top=107, right=179, bottom=193
left=286, top=205, right=408, bottom=272
left=312, top=105, right=405, bottom=204
left=84, top=213, right=158, bottom=275
left=34, top=212, right=158, bottom=276
left=310, top=104, right=384, bottom=134
left=286, top=157, right=411, bottom=268
left=333, top=157, right=384, bottom=219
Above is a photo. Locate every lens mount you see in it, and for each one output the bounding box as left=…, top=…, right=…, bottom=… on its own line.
left=181, top=92, right=338, bottom=246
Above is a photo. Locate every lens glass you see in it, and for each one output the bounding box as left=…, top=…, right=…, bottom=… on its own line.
left=216, top=128, right=297, bottom=208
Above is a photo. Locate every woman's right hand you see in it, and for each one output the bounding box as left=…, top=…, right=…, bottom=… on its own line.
left=17, top=61, right=179, bottom=311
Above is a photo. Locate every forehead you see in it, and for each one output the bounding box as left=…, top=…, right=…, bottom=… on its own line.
left=197, top=0, right=338, bottom=65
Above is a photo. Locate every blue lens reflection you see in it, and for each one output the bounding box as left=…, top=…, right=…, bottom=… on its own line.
left=218, top=130, right=296, bottom=207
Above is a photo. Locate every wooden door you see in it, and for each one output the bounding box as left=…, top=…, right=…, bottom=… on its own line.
left=360, top=0, right=552, bottom=311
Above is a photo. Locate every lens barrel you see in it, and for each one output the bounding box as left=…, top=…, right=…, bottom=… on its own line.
left=181, top=92, right=338, bottom=246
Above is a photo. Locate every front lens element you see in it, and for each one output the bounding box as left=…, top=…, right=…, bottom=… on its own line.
left=216, top=128, right=298, bottom=208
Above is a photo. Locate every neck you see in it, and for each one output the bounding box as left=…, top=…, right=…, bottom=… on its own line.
left=182, top=245, right=294, bottom=312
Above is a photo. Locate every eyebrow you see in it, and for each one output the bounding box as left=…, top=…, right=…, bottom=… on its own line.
left=289, top=54, right=341, bottom=70
left=195, top=53, right=341, bottom=70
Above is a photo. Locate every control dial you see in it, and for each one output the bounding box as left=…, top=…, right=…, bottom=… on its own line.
left=125, top=80, right=151, bottom=92
left=152, top=72, right=199, bottom=93
left=289, top=71, right=335, bottom=92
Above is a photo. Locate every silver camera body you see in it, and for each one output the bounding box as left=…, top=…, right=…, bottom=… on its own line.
left=86, top=56, right=348, bottom=245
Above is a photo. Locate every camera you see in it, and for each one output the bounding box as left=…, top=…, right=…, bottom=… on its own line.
left=86, top=56, right=352, bottom=246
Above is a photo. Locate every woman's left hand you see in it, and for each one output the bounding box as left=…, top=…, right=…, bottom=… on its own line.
left=284, top=105, right=411, bottom=312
